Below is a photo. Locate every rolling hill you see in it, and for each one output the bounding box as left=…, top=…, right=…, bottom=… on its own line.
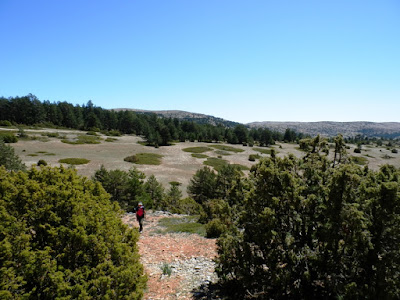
left=247, top=121, right=400, bottom=139
left=112, top=108, right=240, bottom=128
left=114, top=108, right=400, bottom=138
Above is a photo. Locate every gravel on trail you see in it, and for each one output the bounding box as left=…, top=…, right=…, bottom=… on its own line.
left=122, top=211, right=220, bottom=300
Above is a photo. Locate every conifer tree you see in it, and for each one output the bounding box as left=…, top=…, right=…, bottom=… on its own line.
left=0, top=166, right=147, bottom=299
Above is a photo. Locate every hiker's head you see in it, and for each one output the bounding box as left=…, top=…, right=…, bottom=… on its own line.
left=138, top=202, right=143, bottom=206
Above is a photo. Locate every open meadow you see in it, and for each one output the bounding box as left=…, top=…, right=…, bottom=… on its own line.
left=7, top=128, right=400, bottom=196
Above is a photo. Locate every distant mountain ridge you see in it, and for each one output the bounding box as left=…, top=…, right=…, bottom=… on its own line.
left=113, top=108, right=400, bottom=138
left=112, top=108, right=240, bottom=127
left=247, top=121, right=400, bottom=139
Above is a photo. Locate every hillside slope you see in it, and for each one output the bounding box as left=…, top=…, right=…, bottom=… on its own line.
left=248, top=121, right=400, bottom=138
left=113, top=108, right=400, bottom=138
left=112, top=108, right=240, bottom=128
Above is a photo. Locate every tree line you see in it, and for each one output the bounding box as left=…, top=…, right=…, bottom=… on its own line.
left=0, top=94, right=305, bottom=146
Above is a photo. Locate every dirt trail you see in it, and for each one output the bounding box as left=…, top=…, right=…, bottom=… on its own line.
left=122, top=212, right=218, bottom=300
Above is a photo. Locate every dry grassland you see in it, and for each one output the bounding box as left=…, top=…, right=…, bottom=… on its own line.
left=9, top=128, right=400, bottom=196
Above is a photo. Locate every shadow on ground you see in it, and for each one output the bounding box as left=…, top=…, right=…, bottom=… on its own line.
left=192, top=282, right=226, bottom=300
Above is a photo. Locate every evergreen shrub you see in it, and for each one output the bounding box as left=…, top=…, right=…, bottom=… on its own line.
left=0, top=166, right=147, bottom=299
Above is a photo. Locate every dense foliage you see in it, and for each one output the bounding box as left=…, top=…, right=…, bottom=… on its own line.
left=0, top=94, right=307, bottom=147
left=0, top=166, right=146, bottom=299
left=211, top=136, right=400, bottom=299
left=185, top=136, right=400, bottom=298
left=187, top=165, right=247, bottom=237
left=92, top=165, right=201, bottom=215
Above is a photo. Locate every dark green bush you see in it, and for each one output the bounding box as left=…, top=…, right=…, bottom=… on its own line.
left=87, top=127, right=100, bottom=132
left=0, top=132, right=18, bottom=143
left=124, top=155, right=139, bottom=163
left=0, top=120, right=12, bottom=126
left=0, top=166, right=147, bottom=298
left=216, top=149, right=400, bottom=299
left=92, top=166, right=147, bottom=212
left=205, top=218, right=228, bottom=238
left=249, top=154, right=261, bottom=161
left=167, top=197, right=203, bottom=215
left=37, top=159, right=47, bottom=166
left=106, top=130, right=122, bottom=136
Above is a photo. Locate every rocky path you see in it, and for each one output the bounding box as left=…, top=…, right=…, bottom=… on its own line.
left=122, top=211, right=219, bottom=300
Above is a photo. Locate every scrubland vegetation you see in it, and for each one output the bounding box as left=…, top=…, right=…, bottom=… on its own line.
left=0, top=165, right=146, bottom=299
left=1, top=95, right=400, bottom=298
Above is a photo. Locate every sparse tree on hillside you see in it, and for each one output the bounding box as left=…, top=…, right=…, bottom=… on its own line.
left=333, top=134, right=347, bottom=167
left=187, top=167, right=217, bottom=205
left=233, top=125, right=248, bottom=144
left=144, top=175, right=165, bottom=209
left=166, top=182, right=183, bottom=207
left=0, top=140, right=26, bottom=171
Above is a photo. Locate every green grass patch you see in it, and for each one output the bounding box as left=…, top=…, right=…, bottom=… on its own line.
left=105, top=137, right=118, bottom=142
left=209, top=145, right=244, bottom=153
left=61, top=135, right=102, bottom=144
left=157, top=216, right=206, bottom=236
left=351, top=156, right=368, bottom=165
left=203, top=157, right=228, bottom=171
left=182, top=146, right=213, bottom=153
left=27, top=154, right=39, bottom=157
left=191, top=153, right=209, bottom=159
left=214, top=150, right=231, bottom=156
left=124, top=153, right=163, bottom=165
left=86, top=131, right=99, bottom=136
left=161, top=263, right=172, bottom=276
left=253, top=147, right=273, bottom=155
left=59, top=158, right=90, bottom=165
left=41, top=132, right=59, bottom=138
left=32, top=151, right=56, bottom=156
left=30, top=136, right=50, bottom=142
left=137, top=140, right=148, bottom=146
left=103, top=130, right=122, bottom=136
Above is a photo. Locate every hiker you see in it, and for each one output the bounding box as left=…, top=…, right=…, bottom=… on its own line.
left=135, top=202, right=145, bottom=233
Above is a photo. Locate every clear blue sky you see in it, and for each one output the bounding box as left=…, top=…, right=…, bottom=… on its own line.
left=1, top=0, right=399, bottom=123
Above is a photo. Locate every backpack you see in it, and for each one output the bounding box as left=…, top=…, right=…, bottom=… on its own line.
left=136, top=206, right=144, bottom=218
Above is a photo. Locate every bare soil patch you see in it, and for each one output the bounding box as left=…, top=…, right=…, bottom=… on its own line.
left=122, top=211, right=217, bottom=300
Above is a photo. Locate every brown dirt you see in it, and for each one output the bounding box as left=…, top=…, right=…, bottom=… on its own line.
left=122, top=212, right=217, bottom=300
